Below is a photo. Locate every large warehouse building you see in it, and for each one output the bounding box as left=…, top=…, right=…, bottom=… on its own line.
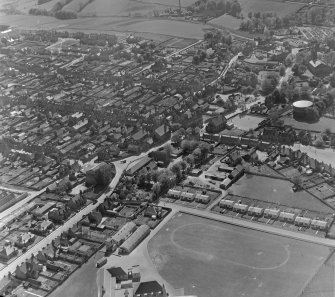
left=119, top=224, right=150, bottom=254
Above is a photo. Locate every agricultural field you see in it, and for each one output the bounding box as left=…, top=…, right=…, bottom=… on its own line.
left=148, top=212, right=330, bottom=297
left=238, top=0, right=303, bottom=16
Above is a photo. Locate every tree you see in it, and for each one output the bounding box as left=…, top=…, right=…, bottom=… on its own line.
left=248, top=11, right=252, bottom=19
left=261, top=73, right=279, bottom=95
left=279, top=65, right=286, bottom=77
left=185, top=154, right=195, bottom=168
left=285, top=54, right=294, bottom=67
left=330, top=72, right=335, bottom=88
left=96, top=163, right=116, bottom=187
left=152, top=183, right=161, bottom=198
left=171, top=163, right=183, bottom=181
left=163, top=144, right=172, bottom=159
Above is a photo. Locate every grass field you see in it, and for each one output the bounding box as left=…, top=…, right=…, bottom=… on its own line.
left=231, top=174, right=333, bottom=212
left=229, top=114, right=264, bottom=130
left=48, top=252, right=102, bottom=297
left=148, top=212, right=330, bottom=297
left=283, top=116, right=335, bottom=133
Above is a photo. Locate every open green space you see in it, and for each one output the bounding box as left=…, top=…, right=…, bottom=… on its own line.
left=229, top=114, right=264, bottom=130
left=231, top=174, right=333, bottom=212
left=148, top=212, right=330, bottom=297
left=283, top=116, right=335, bottom=133
left=48, top=252, right=102, bottom=297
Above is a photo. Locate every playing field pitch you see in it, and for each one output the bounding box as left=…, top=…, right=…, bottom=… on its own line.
left=148, top=213, right=331, bottom=297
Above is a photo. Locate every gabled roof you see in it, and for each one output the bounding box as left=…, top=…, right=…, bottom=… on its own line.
left=107, top=267, right=127, bottom=278
left=135, top=280, right=163, bottom=295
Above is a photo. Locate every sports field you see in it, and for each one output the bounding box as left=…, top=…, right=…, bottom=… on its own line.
left=148, top=213, right=330, bottom=297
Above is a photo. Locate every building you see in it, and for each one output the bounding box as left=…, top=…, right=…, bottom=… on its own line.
left=110, top=222, right=137, bottom=246
left=294, top=216, right=311, bottom=227
left=180, top=192, right=195, bottom=202
left=154, top=124, right=171, bottom=142
left=15, top=233, right=36, bottom=248
left=126, top=157, right=157, bottom=176
left=195, top=194, right=210, bottom=204
left=219, top=199, right=235, bottom=209
left=134, top=281, right=167, bottom=297
left=167, top=189, right=181, bottom=199
left=32, top=202, right=56, bottom=218
left=292, top=100, right=314, bottom=120
left=206, top=115, right=227, bottom=134
left=279, top=211, right=297, bottom=223
left=264, top=208, right=280, bottom=219
left=107, top=267, right=128, bottom=283
left=311, top=219, right=329, bottom=231
left=247, top=206, right=264, bottom=217
left=0, top=245, right=17, bottom=261
left=220, top=177, right=233, bottom=190
left=228, top=165, right=245, bottom=181
left=232, top=203, right=249, bottom=214
left=119, top=225, right=150, bottom=254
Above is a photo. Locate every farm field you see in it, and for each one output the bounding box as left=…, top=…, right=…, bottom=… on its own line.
left=238, top=0, right=303, bottom=16
left=148, top=212, right=330, bottom=297
left=231, top=174, right=333, bottom=212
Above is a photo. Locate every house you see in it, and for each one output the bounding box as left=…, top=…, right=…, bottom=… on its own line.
left=154, top=124, right=171, bottom=142
left=220, top=177, right=233, bottom=190
left=180, top=192, right=195, bottom=202
left=32, top=202, right=56, bottom=218
left=295, top=216, right=311, bottom=227
left=167, top=189, right=181, bottom=199
left=206, top=115, right=227, bottom=134
left=247, top=206, right=264, bottom=217
left=195, top=194, right=210, bottom=204
left=15, top=233, right=36, bottom=248
left=233, top=203, right=249, bottom=213
left=311, top=219, right=329, bottom=231
left=264, top=208, right=280, bottom=219
left=144, top=205, right=162, bottom=219
left=279, top=211, right=297, bottom=223
left=134, top=281, right=167, bottom=297
left=0, top=245, right=17, bottom=261
left=219, top=199, right=235, bottom=209
left=15, top=258, right=42, bottom=280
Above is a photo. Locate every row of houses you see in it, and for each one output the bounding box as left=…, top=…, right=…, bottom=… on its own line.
left=167, top=189, right=211, bottom=204
left=219, top=198, right=330, bottom=230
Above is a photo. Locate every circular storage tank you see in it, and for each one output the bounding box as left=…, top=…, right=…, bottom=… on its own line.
left=293, top=100, right=313, bottom=120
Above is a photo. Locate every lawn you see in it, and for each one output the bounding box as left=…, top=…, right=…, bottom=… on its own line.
left=283, top=116, right=335, bottom=133
left=148, top=213, right=330, bottom=297
left=231, top=174, right=333, bottom=212
left=228, top=114, right=264, bottom=130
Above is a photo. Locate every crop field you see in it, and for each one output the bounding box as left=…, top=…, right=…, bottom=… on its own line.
left=231, top=174, right=333, bottom=213
left=148, top=212, right=330, bottom=297
left=238, top=0, right=303, bottom=16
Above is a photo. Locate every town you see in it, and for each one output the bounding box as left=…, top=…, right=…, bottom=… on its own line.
left=0, top=0, right=335, bottom=296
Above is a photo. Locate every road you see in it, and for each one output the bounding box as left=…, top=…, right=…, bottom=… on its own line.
left=209, top=52, right=241, bottom=86
left=0, top=139, right=173, bottom=279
